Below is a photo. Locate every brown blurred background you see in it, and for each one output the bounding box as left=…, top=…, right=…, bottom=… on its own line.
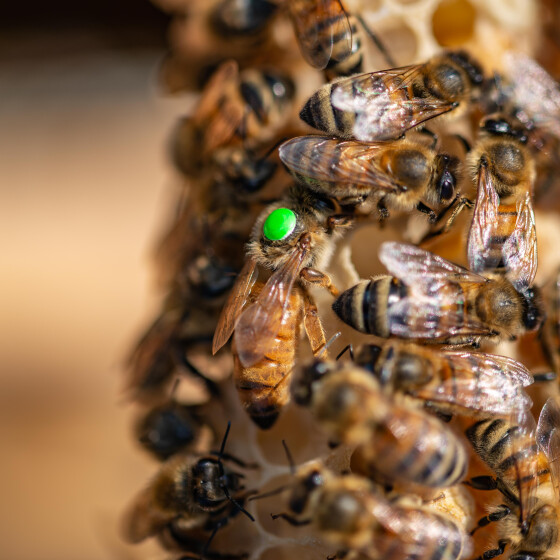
left=0, top=2, right=183, bottom=558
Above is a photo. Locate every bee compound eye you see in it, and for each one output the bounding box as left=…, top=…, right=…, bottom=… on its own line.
left=263, top=208, right=297, bottom=241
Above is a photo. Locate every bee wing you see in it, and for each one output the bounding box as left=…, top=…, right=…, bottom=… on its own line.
left=331, top=65, right=456, bottom=142
left=537, top=397, right=560, bottom=501
left=233, top=241, right=309, bottom=367
left=502, top=192, right=537, bottom=290
left=287, top=0, right=352, bottom=70
left=212, top=258, right=258, bottom=354
left=509, top=407, right=540, bottom=529
left=194, top=60, right=239, bottom=124
left=379, top=242, right=494, bottom=339
left=417, top=351, right=533, bottom=415
left=503, top=52, right=560, bottom=138
left=278, top=136, right=401, bottom=192
left=468, top=164, right=537, bottom=288
left=380, top=241, right=487, bottom=284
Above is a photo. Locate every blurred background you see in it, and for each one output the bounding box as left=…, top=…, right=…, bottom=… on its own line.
left=1, top=2, right=182, bottom=558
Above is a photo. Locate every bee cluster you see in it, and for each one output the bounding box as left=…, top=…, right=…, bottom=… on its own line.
left=122, top=2, right=560, bottom=560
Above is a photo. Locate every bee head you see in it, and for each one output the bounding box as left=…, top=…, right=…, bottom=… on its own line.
left=293, top=359, right=335, bottom=406
left=446, top=50, right=484, bottom=87
left=192, top=457, right=243, bottom=510
left=520, top=285, right=546, bottom=332
left=481, top=115, right=528, bottom=143
left=434, top=154, right=459, bottom=202
left=289, top=468, right=324, bottom=514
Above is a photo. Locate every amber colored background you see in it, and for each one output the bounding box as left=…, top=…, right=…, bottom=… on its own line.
left=0, top=3, right=184, bottom=558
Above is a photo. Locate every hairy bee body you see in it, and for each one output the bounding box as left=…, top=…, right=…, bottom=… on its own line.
left=296, top=362, right=467, bottom=489
left=233, top=281, right=304, bottom=429
left=333, top=243, right=543, bottom=345
left=300, top=50, right=483, bottom=142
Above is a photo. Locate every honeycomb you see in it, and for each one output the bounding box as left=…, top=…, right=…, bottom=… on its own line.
left=122, top=1, right=560, bottom=560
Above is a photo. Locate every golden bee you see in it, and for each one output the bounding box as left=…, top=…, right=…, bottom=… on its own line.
left=466, top=114, right=537, bottom=282
left=279, top=135, right=459, bottom=219
left=123, top=423, right=255, bottom=547
left=212, top=183, right=352, bottom=429
left=271, top=463, right=471, bottom=560
left=353, top=340, right=533, bottom=419
left=293, top=360, right=468, bottom=489
left=332, top=241, right=544, bottom=346
left=299, top=50, right=483, bottom=142
left=465, top=397, right=560, bottom=560
left=172, top=60, right=295, bottom=175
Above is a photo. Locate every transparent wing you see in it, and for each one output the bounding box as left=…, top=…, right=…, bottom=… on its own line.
left=416, top=351, right=533, bottom=415
left=537, top=397, right=560, bottom=502
left=331, top=65, right=456, bottom=142
left=379, top=242, right=493, bottom=339
left=468, top=161, right=537, bottom=288
left=467, top=159, right=500, bottom=274
left=504, top=51, right=560, bottom=138
left=288, top=0, right=352, bottom=70
left=502, top=192, right=537, bottom=290
left=380, top=242, right=487, bottom=285
left=233, top=239, right=309, bottom=367
left=278, top=136, right=401, bottom=192
left=212, top=258, right=258, bottom=354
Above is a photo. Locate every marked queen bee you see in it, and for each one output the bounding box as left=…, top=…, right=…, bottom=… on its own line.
left=293, top=360, right=468, bottom=489
left=270, top=463, right=471, bottom=560
left=279, top=134, right=459, bottom=220
left=299, top=50, right=483, bottom=142
left=466, top=397, right=560, bottom=560
left=332, top=241, right=544, bottom=346
left=212, top=183, right=352, bottom=429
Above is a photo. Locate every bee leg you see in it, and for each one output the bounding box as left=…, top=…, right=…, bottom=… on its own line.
left=302, top=291, right=328, bottom=356
left=469, top=505, right=511, bottom=535
left=335, top=344, right=354, bottom=361
left=532, top=371, right=557, bottom=383
left=172, top=346, right=221, bottom=397
left=327, top=214, right=355, bottom=231
left=270, top=512, right=311, bottom=526
left=416, top=201, right=437, bottom=223
left=420, top=196, right=474, bottom=243
left=464, top=475, right=498, bottom=491
left=473, top=539, right=509, bottom=560
left=418, top=127, right=439, bottom=150
left=377, top=198, right=390, bottom=224
left=300, top=268, right=339, bottom=297
left=355, top=14, right=395, bottom=67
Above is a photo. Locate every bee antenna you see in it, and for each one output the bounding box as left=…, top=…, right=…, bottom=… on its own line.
left=222, top=485, right=256, bottom=523
left=318, top=332, right=342, bottom=359
left=282, top=440, right=296, bottom=475
left=248, top=485, right=287, bottom=501
left=336, top=344, right=354, bottom=361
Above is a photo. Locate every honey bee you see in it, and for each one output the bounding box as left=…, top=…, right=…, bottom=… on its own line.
left=465, top=397, right=560, bottom=560
left=332, top=241, right=544, bottom=345
left=213, top=184, right=352, bottom=428
left=286, top=0, right=394, bottom=80
left=354, top=340, right=533, bottom=419
left=279, top=135, right=459, bottom=219
left=293, top=360, right=468, bottom=489
left=271, top=463, right=471, bottom=560
left=123, top=423, right=255, bottom=546
left=299, top=50, right=483, bottom=142
left=540, top=267, right=560, bottom=379
left=172, top=60, right=295, bottom=174
left=467, top=115, right=537, bottom=284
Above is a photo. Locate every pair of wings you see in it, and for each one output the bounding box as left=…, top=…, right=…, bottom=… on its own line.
left=503, top=52, right=560, bottom=139
left=328, top=64, right=456, bottom=142
left=378, top=341, right=533, bottom=416
left=212, top=236, right=311, bottom=367
left=378, top=242, right=495, bottom=339
left=279, top=136, right=405, bottom=194
left=287, top=0, right=353, bottom=70
left=467, top=158, right=537, bottom=290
